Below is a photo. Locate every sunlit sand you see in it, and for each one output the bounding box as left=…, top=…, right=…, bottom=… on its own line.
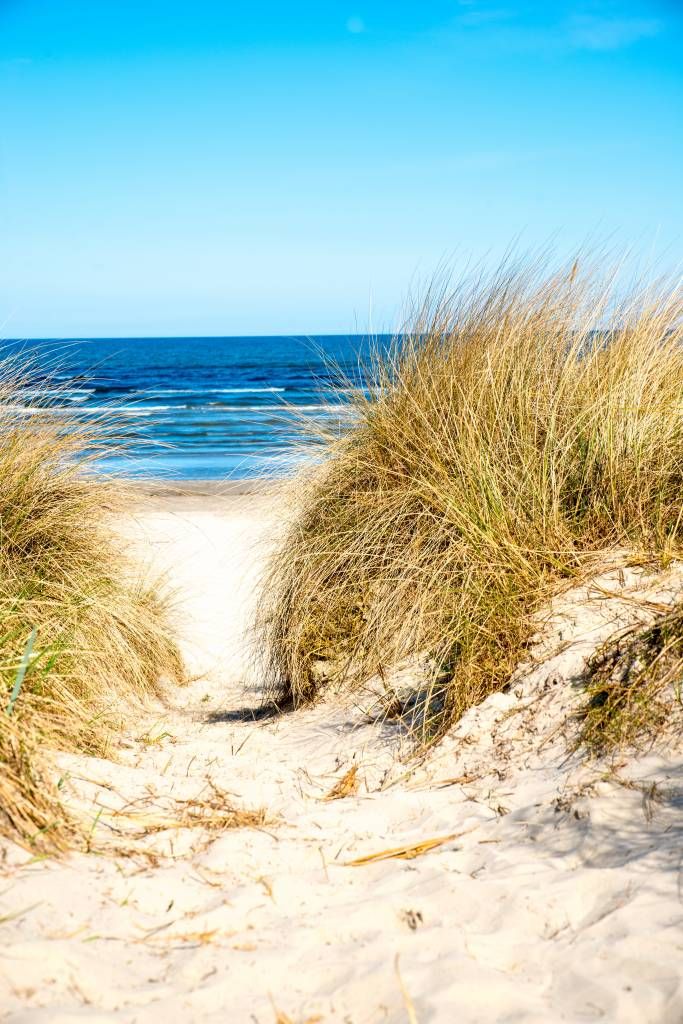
left=2, top=486, right=681, bottom=1022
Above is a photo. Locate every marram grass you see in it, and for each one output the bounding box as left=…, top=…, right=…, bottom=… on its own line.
left=258, top=254, right=683, bottom=745
left=0, top=359, right=183, bottom=851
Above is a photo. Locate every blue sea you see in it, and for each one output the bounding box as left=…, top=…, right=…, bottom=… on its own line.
left=6, top=336, right=384, bottom=479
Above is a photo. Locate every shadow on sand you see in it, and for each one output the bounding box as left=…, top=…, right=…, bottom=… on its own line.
left=206, top=698, right=294, bottom=724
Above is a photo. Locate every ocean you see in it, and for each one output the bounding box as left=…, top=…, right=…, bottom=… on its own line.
left=5, top=335, right=384, bottom=479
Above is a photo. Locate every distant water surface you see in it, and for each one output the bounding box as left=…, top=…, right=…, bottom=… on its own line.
left=3, top=336, right=385, bottom=479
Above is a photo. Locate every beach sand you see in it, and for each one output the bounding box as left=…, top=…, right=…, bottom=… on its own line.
left=1, top=487, right=682, bottom=1023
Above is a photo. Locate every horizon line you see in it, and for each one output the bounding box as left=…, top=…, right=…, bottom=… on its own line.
left=2, top=331, right=394, bottom=342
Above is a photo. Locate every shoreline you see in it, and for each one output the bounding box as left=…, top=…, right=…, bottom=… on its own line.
left=124, top=476, right=282, bottom=496
left=121, top=476, right=285, bottom=513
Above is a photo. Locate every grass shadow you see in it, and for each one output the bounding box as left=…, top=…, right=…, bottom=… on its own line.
left=206, top=698, right=294, bottom=724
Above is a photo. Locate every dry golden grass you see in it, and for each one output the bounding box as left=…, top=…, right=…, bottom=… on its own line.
left=259, top=253, right=683, bottom=744
left=0, top=716, right=76, bottom=852
left=344, top=828, right=475, bottom=866
left=322, top=764, right=359, bottom=800
left=0, top=358, right=183, bottom=851
left=104, top=785, right=268, bottom=839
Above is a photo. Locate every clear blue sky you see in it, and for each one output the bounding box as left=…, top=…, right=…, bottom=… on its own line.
left=1, top=0, right=681, bottom=337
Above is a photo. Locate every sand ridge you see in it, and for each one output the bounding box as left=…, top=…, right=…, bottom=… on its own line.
left=1, top=493, right=682, bottom=1023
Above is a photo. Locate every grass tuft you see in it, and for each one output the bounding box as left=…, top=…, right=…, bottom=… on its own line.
left=579, top=601, right=683, bottom=753
left=258, top=253, right=683, bottom=744
left=0, top=356, right=183, bottom=851
left=0, top=716, right=75, bottom=852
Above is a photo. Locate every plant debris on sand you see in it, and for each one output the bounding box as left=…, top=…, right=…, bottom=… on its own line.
left=259, top=252, right=683, bottom=745
left=0, top=358, right=183, bottom=851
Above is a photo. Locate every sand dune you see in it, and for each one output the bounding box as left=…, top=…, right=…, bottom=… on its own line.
left=1, top=492, right=682, bottom=1023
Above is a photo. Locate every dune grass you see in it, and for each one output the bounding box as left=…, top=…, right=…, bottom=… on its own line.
left=258, top=254, right=683, bottom=744
left=0, top=360, right=183, bottom=851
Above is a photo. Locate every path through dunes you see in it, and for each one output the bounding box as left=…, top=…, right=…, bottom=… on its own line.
left=1, top=490, right=682, bottom=1024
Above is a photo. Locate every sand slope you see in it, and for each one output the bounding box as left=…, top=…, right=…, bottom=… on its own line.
left=1, top=492, right=682, bottom=1024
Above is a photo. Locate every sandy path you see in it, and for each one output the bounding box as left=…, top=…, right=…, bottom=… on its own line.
left=1, top=494, right=682, bottom=1023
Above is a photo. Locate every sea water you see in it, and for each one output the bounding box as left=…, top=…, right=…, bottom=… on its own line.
left=3, top=335, right=384, bottom=479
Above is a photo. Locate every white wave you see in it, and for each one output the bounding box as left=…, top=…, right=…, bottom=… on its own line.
left=17, top=387, right=96, bottom=398
left=1, top=403, right=183, bottom=416
left=215, top=403, right=346, bottom=412
left=1, top=401, right=344, bottom=418
left=142, top=387, right=286, bottom=397
left=85, top=404, right=184, bottom=413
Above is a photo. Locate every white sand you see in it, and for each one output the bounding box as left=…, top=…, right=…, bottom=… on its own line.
left=1, top=491, right=682, bottom=1023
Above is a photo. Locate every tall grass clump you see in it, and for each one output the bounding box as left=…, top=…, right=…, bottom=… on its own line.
left=0, top=358, right=183, bottom=850
left=259, top=254, right=683, bottom=741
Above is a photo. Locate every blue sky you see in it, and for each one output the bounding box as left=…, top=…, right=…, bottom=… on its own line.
left=0, top=0, right=681, bottom=337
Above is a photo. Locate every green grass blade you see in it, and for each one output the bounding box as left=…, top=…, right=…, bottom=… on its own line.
left=6, top=627, right=37, bottom=716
